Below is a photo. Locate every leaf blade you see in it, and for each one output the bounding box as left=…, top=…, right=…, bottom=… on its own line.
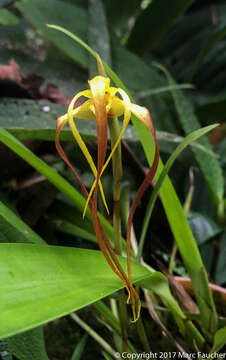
left=128, top=0, right=194, bottom=54
left=139, top=125, right=219, bottom=334
left=0, top=244, right=151, bottom=339
left=8, top=327, right=49, bottom=360
left=155, top=62, right=224, bottom=208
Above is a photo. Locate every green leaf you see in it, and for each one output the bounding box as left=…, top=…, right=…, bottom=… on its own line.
left=140, top=272, right=204, bottom=349
left=0, top=243, right=151, bottom=339
left=0, top=98, right=138, bottom=143
left=48, top=199, right=95, bottom=237
left=112, top=41, right=165, bottom=93
left=52, top=218, right=97, bottom=244
left=196, top=94, right=226, bottom=125
left=188, top=211, right=222, bottom=246
left=152, top=5, right=226, bottom=91
left=0, top=127, right=115, bottom=242
left=136, top=83, right=194, bottom=100
left=0, top=339, right=12, bottom=360
left=0, top=200, right=44, bottom=245
left=139, top=124, right=219, bottom=335
left=0, top=215, right=27, bottom=244
left=111, top=41, right=179, bottom=134
left=191, top=26, right=226, bottom=79
left=156, top=130, right=218, bottom=158
left=0, top=9, right=19, bottom=25
left=200, top=242, right=214, bottom=275
left=102, top=352, right=113, bottom=360
left=71, top=333, right=88, bottom=360
left=139, top=125, right=219, bottom=255
left=8, top=327, right=49, bottom=360
left=0, top=96, right=216, bottom=158
left=0, top=98, right=95, bottom=141
left=156, top=63, right=224, bottom=208
left=94, top=301, right=121, bottom=336
left=103, top=0, right=140, bottom=30
left=215, top=230, right=226, bottom=285
left=88, top=0, right=111, bottom=77
left=0, top=202, right=47, bottom=359
left=16, top=0, right=88, bottom=67
left=210, top=326, right=226, bottom=353
left=128, top=0, right=194, bottom=54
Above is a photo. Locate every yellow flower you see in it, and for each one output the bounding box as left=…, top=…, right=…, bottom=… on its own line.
left=56, top=72, right=159, bottom=322
left=57, top=75, right=156, bottom=217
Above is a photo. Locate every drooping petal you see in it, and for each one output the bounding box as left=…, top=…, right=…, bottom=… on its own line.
left=56, top=116, right=133, bottom=300
left=126, top=105, right=159, bottom=297
left=56, top=102, right=134, bottom=306
left=58, top=91, right=93, bottom=124
left=131, top=104, right=155, bottom=136
left=72, top=98, right=95, bottom=119
left=55, top=116, right=89, bottom=199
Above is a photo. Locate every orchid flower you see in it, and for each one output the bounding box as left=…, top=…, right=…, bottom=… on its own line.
left=55, top=63, right=159, bottom=322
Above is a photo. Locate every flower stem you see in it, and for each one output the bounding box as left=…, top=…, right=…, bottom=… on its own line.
left=70, top=313, right=118, bottom=358
left=108, top=117, right=128, bottom=351
left=108, top=117, right=122, bottom=254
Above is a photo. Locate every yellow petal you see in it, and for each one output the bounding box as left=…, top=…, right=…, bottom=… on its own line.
left=59, top=90, right=93, bottom=123
left=107, top=96, right=125, bottom=118
left=74, top=99, right=95, bottom=119
left=79, top=89, right=92, bottom=99
left=130, top=104, right=154, bottom=134
left=68, top=93, right=97, bottom=176
left=67, top=90, right=109, bottom=216
left=83, top=180, right=96, bottom=218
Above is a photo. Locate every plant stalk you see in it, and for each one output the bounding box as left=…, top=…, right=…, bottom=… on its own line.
left=108, top=117, right=128, bottom=351
left=108, top=117, right=123, bottom=254
left=70, top=313, right=118, bottom=359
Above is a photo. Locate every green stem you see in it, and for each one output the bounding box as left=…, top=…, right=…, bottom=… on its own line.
left=108, top=117, right=128, bottom=351
left=109, top=298, right=123, bottom=353
left=168, top=242, right=178, bottom=275
left=136, top=318, right=150, bottom=352
left=70, top=313, right=118, bottom=359
left=108, top=117, right=122, bottom=254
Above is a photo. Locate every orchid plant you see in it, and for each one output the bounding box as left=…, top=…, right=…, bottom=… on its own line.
left=55, top=53, right=159, bottom=322
left=0, top=10, right=225, bottom=358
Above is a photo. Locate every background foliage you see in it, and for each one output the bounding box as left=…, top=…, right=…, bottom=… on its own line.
left=0, top=0, right=225, bottom=359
